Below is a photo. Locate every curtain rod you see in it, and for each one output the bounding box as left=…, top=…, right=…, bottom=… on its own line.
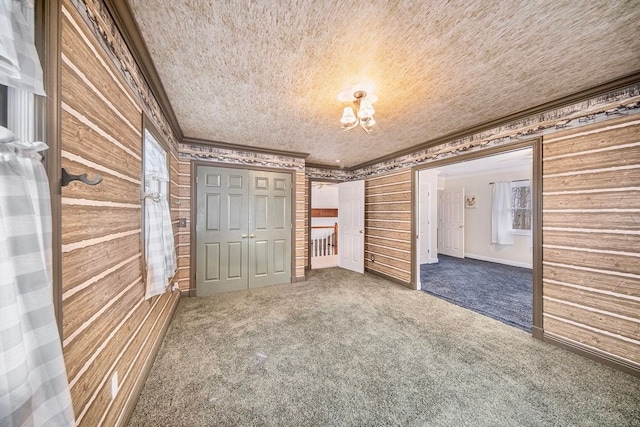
left=489, top=179, right=530, bottom=185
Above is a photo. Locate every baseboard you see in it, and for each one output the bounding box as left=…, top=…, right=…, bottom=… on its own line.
left=365, top=268, right=412, bottom=289
left=543, top=331, right=640, bottom=378
left=419, top=257, right=439, bottom=264
left=464, top=253, right=532, bottom=269
left=532, top=325, right=544, bottom=340
left=118, top=291, right=181, bottom=426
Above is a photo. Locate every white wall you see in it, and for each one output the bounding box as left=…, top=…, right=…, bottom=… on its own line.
left=311, top=184, right=338, bottom=208
left=311, top=184, right=338, bottom=227
left=444, top=167, right=532, bottom=268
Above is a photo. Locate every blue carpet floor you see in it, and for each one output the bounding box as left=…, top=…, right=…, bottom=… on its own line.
left=420, top=255, right=532, bottom=332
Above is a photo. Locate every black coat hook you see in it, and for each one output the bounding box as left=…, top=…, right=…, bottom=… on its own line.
left=61, top=168, right=103, bottom=187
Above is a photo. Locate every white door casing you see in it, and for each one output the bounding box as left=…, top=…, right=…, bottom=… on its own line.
left=338, top=180, right=365, bottom=273
left=419, top=182, right=431, bottom=264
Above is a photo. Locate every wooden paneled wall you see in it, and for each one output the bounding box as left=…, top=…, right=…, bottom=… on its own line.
left=542, top=115, right=640, bottom=367
left=364, top=170, right=413, bottom=284
left=60, top=2, right=179, bottom=425
left=296, top=169, right=308, bottom=278
left=172, top=158, right=191, bottom=290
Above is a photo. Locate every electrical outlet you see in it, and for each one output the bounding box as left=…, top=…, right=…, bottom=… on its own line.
left=178, top=218, right=187, bottom=227
left=111, top=372, right=118, bottom=400
left=370, top=254, right=375, bottom=262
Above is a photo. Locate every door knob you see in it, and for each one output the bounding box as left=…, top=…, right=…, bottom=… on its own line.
left=249, top=234, right=256, bottom=238
left=459, top=225, right=464, bottom=228
left=359, top=230, right=363, bottom=234
left=241, top=234, right=248, bottom=238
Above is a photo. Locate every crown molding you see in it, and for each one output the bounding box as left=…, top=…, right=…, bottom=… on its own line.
left=350, top=71, right=640, bottom=171
left=102, top=0, right=183, bottom=141
left=305, top=162, right=345, bottom=171
left=182, top=136, right=309, bottom=159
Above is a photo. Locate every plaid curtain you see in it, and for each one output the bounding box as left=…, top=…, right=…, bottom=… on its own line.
left=0, top=0, right=45, bottom=96
left=144, top=130, right=176, bottom=299
left=0, top=128, right=75, bottom=426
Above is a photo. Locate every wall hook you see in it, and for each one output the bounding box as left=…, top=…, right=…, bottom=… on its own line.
left=61, top=168, right=103, bottom=187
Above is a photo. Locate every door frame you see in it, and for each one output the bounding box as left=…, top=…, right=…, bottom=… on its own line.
left=190, top=161, right=297, bottom=296
left=411, top=138, right=543, bottom=338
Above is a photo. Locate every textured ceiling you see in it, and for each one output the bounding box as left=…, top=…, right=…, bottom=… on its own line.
left=127, top=0, right=640, bottom=167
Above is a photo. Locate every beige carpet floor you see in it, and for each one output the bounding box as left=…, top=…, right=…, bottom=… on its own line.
left=129, top=268, right=640, bottom=426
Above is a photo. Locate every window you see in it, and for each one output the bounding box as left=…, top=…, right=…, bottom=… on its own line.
left=142, top=123, right=176, bottom=299
left=1, top=3, right=39, bottom=142
left=511, top=181, right=531, bottom=232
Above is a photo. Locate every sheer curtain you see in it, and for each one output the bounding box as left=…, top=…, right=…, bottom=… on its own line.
left=491, top=181, right=514, bottom=245
left=144, top=130, right=176, bottom=299
left=0, top=128, right=74, bottom=426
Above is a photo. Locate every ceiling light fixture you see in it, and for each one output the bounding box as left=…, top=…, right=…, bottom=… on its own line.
left=339, top=90, right=376, bottom=134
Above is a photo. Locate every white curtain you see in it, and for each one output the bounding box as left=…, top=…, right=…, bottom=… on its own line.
left=0, top=0, right=45, bottom=96
left=0, top=128, right=75, bottom=426
left=491, top=181, right=514, bottom=245
left=144, top=131, right=176, bottom=299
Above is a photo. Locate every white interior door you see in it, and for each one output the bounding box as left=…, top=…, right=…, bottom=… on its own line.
left=439, top=187, right=465, bottom=258
left=419, top=182, right=431, bottom=264
left=338, top=180, right=365, bottom=273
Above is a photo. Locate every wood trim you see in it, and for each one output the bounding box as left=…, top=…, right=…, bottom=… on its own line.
left=411, top=138, right=543, bottom=336
left=37, top=0, right=62, bottom=333
left=118, top=291, right=180, bottom=426
left=410, top=168, right=417, bottom=289
left=543, top=332, right=640, bottom=378
left=182, top=136, right=309, bottom=159
left=305, top=162, right=344, bottom=170
left=189, top=160, right=197, bottom=297
left=311, top=208, right=338, bottom=217
left=101, top=0, right=183, bottom=141
left=532, top=137, right=543, bottom=334
left=348, top=71, right=640, bottom=171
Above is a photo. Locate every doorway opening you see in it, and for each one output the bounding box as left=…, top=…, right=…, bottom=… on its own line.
left=310, top=181, right=339, bottom=269
left=308, top=179, right=365, bottom=273
left=416, top=147, right=535, bottom=332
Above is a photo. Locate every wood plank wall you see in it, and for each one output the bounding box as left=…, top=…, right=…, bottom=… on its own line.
left=364, top=170, right=413, bottom=284
left=542, top=115, right=640, bottom=367
left=296, top=170, right=308, bottom=277
left=60, top=2, right=179, bottom=425
left=173, top=158, right=191, bottom=291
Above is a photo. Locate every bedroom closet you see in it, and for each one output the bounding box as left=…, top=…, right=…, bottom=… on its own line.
left=195, top=165, right=293, bottom=295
